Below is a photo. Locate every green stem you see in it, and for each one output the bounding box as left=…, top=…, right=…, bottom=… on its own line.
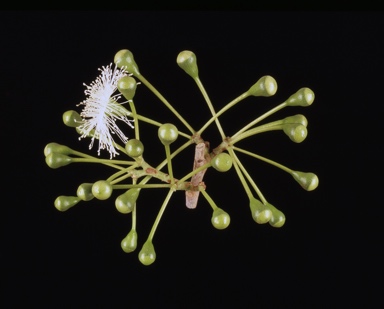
left=197, top=92, right=250, bottom=135
left=136, top=74, right=195, bottom=134
left=148, top=189, right=174, bottom=241
left=200, top=189, right=218, bottom=211
left=232, top=146, right=293, bottom=174
left=129, top=100, right=140, bottom=140
left=177, top=161, right=212, bottom=184
left=232, top=102, right=288, bottom=138
left=227, top=148, right=253, bottom=200
left=164, top=144, right=174, bottom=184
left=194, top=77, right=225, bottom=139
left=112, top=184, right=171, bottom=189
left=230, top=123, right=284, bottom=144
left=134, top=113, right=191, bottom=139
left=230, top=148, right=267, bottom=204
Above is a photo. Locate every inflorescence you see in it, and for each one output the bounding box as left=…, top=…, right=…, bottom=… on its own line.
left=44, top=49, right=319, bottom=265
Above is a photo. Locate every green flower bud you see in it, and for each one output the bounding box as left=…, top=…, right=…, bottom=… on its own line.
left=45, top=153, right=72, bottom=169
left=282, top=114, right=308, bottom=127
left=158, top=123, right=178, bottom=145
left=54, top=196, right=80, bottom=212
left=62, top=110, right=82, bottom=127
left=76, top=183, right=94, bottom=201
left=117, top=76, right=137, bottom=101
left=211, top=208, right=231, bottom=230
left=92, top=180, right=113, bottom=200
left=121, top=229, right=138, bottom=253
left=266, top=203, right=285, bottom=228
left=249, top=197, right=272, bottom=224
left=177, top=50, right=198, bottom=79
left=292, top=171, right=319, bottom=191
left=44, top=143, right=73, bottom=157
left=115, top=188, right=140, bottom=214
left=125, top=139, right=144, bottom=158
left=283, top=124, right=308, bottom=143
left=211, top=152, right=233, bottom=172
left=286, top=87, right=315, bottom=107
left=138, top=240, right=156, bottom=266
left=247, top=75, right=277, bottom=97
left=114, top=49, right=140, bottom=76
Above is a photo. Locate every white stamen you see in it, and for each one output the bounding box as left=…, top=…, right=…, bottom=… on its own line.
left=77, top=63, right=134, bottom=158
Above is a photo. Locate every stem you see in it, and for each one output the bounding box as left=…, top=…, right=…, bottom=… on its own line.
left=200, top=189, right=218, bottom=211
left=148, top=189, right=174, bottom=241
left=134, top=113, right=191, bottom=139
left=129, top=100, right=140, bottom=140
left=131, top=178, right=137, bottom=230
left=227, top=148, right=253, bottom=200
left=177, top=161, right=212, bottom=184
left=164, top=144, right=174, bottom=184
left=230, top=121, right=285, bottom=145
left=194, top=77, right=225, bottom=139
left=197, top=92, right=250, bottom=135
left=112, top=184, right=171, bottom=189
left=136, top=74, right=195, bottom=134
left=232, top=102, right=288, bottom=138
left=232, top=146, right=293, bottom=174
left=230, top=148, right=267, bottom=204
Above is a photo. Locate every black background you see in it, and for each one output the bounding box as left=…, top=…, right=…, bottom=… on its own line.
left=2, top=11, right=382, bottom=307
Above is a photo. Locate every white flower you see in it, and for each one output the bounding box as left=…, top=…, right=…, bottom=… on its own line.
left=77, top=63, right=134, bottom=158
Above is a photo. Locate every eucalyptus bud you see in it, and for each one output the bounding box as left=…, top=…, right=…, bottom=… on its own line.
left=62, top=110, right=82, bottom=127
left=282, top=114, right=308, bottom=127
left=177, top=50, right=198, bottom=79
left=77, top=183, right=94, bottom=201
left=247, top=75, right=277, bottom=97
left=158, top=123, right=178, bottom=145
left=45, top=153, right=72, bottom=169
left=266, top=203, right=285, bottom=228
left=286, top=87, right=314, bottom=107
left=114, top=49, right=140, bottom=76
left=54, top=196, right=80, bottom=212
left=92, top=180, right=113, bottom=200
left=44, top=143, right=73, bottom=156
left=138, top=240, right=156, bottom=266
left=211, top=207, right=231, bottom=229
left=283, top=123, right=308, bottom=143
left=291, top=171, right=319, bottom=191
left=121, top=229, right=138, bottom=253
left=117, top=76, right=137, bottom=101
left=249, top=197, right=272, bottom=224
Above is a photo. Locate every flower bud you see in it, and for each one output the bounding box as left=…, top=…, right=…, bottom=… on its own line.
left=158, top=123, right=178, bottom=145
left=125, top=139, right=144, bottom=158
left=54, top=196, right=80, bottom=212
left=211, top=153, right=233, bottom=172
left=138, top=240, right=156, bottom=266
left=121, top=229, right=138, bottom=253
left=114, top=49, right=140, bottom=76
left=291, top=171, right=319, bottom=191
left=62, top=110, right=82, bottom=127
left=247, top=75, right=277, bottom=97
left=249, top=197, right=272, bottom=224
left=117, top=76, right=137, bottom=101
left=266, top=203, right=285, bottom=228
left=77, top=183, right=94, bottom=201
left=211, top=208, right=231, bottom=229
left=283, top=124, right=308, bottom=143
left=286, top=87, right=315, bottom=107
left=44, top=142, right=73, bottom=157
left=92, top=180, right=113, bottom=200
left=177, top=50, right=198, bottom=79
left=45, top=153, right=72, bottom=169
left=115, top=188, right=140, bottom=214
left=282, top=114, right=308, bottom=127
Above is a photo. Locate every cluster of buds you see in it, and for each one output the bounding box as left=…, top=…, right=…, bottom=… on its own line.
left=44, top=49, right=319, bottom=265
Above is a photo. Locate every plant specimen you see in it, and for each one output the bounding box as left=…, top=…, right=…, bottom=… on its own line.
left=44, top=49, right=319, bottom=265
